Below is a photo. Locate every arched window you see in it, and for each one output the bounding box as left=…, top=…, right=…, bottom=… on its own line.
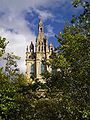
left=41, top=64, right=45, bottom=73
left=30, top=64, right=34, bottom=74
left=51, top=48, right=53, bottom=51
left=38, top=46, right=40, bottom=51
left=42, top=43, right=43, bottom=51
left=42, top=46, right=43, bottom=51
left=40, top=27, right=42, bottom=32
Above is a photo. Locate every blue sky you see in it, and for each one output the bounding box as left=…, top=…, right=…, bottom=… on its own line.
left=24, top=0, right=83, bottom=46
left=0, top=0, right=85, bottom=72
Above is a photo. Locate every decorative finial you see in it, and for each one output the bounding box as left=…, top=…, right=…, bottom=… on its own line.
left=39, top=17, right=43, bottom=26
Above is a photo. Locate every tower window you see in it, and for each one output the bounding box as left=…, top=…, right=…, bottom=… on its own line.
left=41, top=64, right=45, bottom=73
left=30, top=64, right=34, bottom=74
left=38, top=46, right=40, bottom=51
left=51, top=48, right=53, bottom=50
left=42, top=46, right=43, bottom=51
left=40, top=28, right=42, bottom=32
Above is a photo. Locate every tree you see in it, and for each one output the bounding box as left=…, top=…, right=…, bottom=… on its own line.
left=0, top=37, right=8, bottom=57
left=4, top=53, right=20, bottom=81
left=0, top=69, right=20, bottom=120
left=45, top=0, right=90, bottom=119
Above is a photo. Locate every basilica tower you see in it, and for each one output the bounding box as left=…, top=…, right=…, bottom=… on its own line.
left=26, top=19, right=54, bottom=82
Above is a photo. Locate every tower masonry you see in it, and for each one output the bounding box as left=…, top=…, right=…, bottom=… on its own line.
left=26, top=19, right=54, bottom=82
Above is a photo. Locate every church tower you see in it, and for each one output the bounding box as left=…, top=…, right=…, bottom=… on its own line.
left=26, top=19, right=54, bottom=82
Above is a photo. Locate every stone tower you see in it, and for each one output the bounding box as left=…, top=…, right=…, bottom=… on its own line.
left=26, top=19, right=54, bottom=82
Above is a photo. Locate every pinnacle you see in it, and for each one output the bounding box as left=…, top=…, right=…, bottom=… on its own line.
left=39, top=18, right=43, bottom=26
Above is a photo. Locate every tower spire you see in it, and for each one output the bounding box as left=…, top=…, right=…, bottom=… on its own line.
left=26, top=17, right=54, bottom=82
left=38, top=18, right=44, bottom=33
left=39, top=18, right=43, bottom=26
left=36, top=18, right=44, bottom=43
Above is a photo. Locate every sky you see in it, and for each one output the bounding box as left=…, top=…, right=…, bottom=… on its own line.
left=0, top=0, right=84, bottom=73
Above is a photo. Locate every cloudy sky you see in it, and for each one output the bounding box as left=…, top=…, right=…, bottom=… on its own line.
left=0, top=0, right=84, bottom=73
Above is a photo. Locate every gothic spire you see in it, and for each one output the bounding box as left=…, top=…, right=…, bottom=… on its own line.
left=39, top=18, right=43, bottom=26
left=36, top=18, right=45, bottom=46
left=38, top=18, right=44, bottom=33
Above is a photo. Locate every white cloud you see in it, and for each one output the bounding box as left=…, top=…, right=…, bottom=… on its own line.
left=0, top=28, right=36, bottom=73
left=0, top=0, right=64, bottom=73
left=34, top=9, right=54, bottom=21
left=45, top=25, right=54, bottom=37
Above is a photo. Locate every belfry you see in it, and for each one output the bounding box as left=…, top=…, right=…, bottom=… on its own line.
left=26, top=19, right=54, bottom=82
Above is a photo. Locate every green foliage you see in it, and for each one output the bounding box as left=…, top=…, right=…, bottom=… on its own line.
left=0, top=70, right=19, bottom=120
left=0, top=0, right=90, bottom=120
left=4, top=53, right=20, bottom=81
left=32, top=98, right=60, bottom=120
left=45, top=0, right=90, bottom=119
left=0, top=37, right=8, bottom=57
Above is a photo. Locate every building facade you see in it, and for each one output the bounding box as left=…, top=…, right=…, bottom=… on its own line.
left=26, top=19, right=54, bottom=82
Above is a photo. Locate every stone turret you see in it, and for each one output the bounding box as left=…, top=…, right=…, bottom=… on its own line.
left=30, top=41, right=34, bottom=53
